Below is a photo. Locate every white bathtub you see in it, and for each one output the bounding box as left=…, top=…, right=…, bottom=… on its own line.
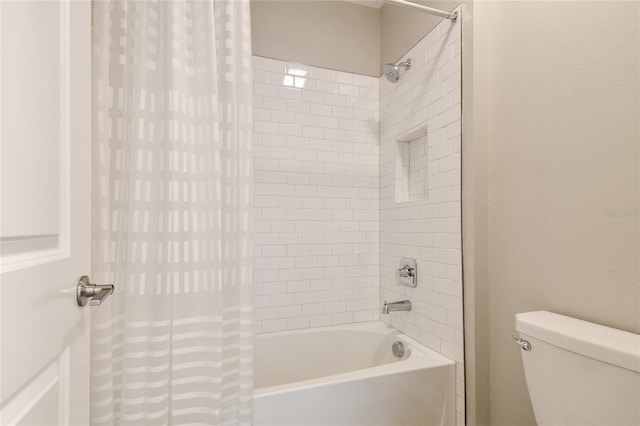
left=253, top=321, right=456, bottom=426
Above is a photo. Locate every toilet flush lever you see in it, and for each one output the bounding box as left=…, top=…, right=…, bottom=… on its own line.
left=511, top=335, right=532, bottom=351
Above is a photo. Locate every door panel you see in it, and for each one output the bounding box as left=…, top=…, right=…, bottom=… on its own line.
left=2, top=350, right=69, bottom=426
left=0, top=1, right=91, bottom=425
left=1, top=1, right=62, bottom=241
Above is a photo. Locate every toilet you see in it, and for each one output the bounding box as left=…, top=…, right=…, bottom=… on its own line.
left=514, top=311, right=640, bottom=426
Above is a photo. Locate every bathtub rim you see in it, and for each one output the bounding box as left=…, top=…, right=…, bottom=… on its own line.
left=253, top=320, right=455, bottom=397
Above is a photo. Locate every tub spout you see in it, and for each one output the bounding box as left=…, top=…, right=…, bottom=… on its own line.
left=382, top=300, right=412, bottom=314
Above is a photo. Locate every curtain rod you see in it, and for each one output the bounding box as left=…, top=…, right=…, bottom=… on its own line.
left=384, top=0, right=458, bottom=21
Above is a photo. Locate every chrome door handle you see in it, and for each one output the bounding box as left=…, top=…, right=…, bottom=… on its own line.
left=76, top=276, right=114, bottom=306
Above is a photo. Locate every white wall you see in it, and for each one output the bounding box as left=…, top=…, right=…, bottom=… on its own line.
left=250, top=0, right=462, bottom=76
left=462, top=1, right=640, bottom=425
left=252, top=56, right=380, bottom=333
left=250, top=1, right=380, bottom=76
left=379, top=11, right=463, bottom=425
left=380, top=0, right=459, bottom=70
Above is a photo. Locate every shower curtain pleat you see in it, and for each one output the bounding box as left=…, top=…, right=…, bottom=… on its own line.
left=90, top=1, right=253, bottom=424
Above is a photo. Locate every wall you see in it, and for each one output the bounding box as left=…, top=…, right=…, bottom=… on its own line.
left=379, top=11, right=463, bottom=425
left=251, top=0, right=462, bottom=76
left=460, top=1, right=490, bottom=424
left=250, top=0, right=380, bottom=76
left=462, top=1, right=640, bottom=425
left=252, top=56, right=380, bottom=333
left=379, top=0, right=459, bottom=70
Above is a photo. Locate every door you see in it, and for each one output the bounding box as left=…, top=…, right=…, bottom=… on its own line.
left=0, top=1, right=91, bottom=425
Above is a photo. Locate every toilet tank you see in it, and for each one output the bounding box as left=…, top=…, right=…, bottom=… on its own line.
left=515, top=311, right=640, bottom=426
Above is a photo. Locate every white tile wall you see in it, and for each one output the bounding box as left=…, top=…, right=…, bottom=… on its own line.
left=378, top=10, right=464, bottom=425
left=251, top=12, right=463, bottom=422
left=253, top=56, right=380, bottom=334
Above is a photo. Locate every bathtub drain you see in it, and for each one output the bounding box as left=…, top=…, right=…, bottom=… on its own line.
left=392, top=341, right=405, bottom=358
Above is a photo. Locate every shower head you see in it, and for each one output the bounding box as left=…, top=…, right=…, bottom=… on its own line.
left=384, top=59, right=411, bottom=83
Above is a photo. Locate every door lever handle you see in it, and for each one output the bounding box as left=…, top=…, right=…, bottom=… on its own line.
left=76, top=276, right=114, bottom=307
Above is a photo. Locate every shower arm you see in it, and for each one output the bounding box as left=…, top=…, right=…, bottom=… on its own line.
left=384, top=0, right=458, bottom=21
left=398, top=59, right=411, bottom=70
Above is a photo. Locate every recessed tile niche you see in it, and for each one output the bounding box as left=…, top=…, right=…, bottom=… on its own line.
left=395, top=123, right=429, bottom=203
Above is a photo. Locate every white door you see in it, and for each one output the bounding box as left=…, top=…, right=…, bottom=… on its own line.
left=0, top=1, right=92, bottom=425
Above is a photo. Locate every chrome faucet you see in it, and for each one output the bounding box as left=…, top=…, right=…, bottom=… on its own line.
left=382, top=300, right=412, bottom=314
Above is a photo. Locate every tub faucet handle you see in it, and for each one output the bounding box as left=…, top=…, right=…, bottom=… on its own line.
left=398, top=265, right=415, bottom=278
left=398, top=258, right=417, bottom=287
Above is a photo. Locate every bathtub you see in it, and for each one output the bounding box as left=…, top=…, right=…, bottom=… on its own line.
left=253, top=321, right=456, bottom=426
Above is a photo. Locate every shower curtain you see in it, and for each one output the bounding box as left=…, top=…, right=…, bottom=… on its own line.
left=90, top=1, right=253, bottom=424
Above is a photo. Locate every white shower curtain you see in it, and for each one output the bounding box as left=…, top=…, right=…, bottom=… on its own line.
left=90, top=1, right=253, bottom=424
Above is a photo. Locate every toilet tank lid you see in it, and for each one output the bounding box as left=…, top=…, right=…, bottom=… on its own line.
left=516, top=311, right=640, bottom=373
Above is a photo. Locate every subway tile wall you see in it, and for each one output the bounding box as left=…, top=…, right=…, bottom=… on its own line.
left=251, top=12, right=463, bottom=422
left=252, top=56, right=380, bottom=334
left=379, top=10, right=464, bottom=425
